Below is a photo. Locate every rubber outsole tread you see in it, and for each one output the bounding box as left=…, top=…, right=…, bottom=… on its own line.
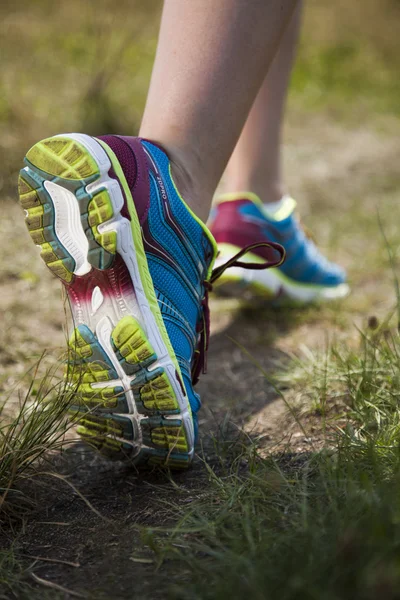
left=66, top=316, right=190, bottom=465
left=26, top=138, right=99, bottom=180
left=20, top=137, right=117, bottom=277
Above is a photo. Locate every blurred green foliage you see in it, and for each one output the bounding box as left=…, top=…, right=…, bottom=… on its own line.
left=0, top=0, right=398, bottom=196
left=292, top=0, right=400, bottom=118
left=0, top=0, right=160, bottom=194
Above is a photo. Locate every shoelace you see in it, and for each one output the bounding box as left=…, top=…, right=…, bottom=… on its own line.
left=191, top=241, right=286, bottom=385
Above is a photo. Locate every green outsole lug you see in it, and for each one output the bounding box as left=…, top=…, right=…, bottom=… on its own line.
left=63, top=316, right=191, bottom=468
left=18, top=170, right=76, bottom=283
left=26, top=137, right=99, bottom=180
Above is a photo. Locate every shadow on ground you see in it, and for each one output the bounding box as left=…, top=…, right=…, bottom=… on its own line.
left=0, top=303, right=304, bottom=599
left=198, top=302, right=303, bottom=421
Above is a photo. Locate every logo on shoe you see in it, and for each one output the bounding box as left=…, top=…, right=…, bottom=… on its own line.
left=156, top=175, right=168, bottom=201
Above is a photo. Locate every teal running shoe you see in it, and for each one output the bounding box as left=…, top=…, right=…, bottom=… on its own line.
left=18, top=135, right=284, bottom=468
left=210, top=192, right=349, bottom=303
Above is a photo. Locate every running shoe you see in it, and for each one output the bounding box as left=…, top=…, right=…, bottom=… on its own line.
left=209, top=192, right=349, bottom=303
left=18, top=136, right=284, bottom=468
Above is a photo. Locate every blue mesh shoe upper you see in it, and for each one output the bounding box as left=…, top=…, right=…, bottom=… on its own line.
left=140, top=141, right=215, bottom=421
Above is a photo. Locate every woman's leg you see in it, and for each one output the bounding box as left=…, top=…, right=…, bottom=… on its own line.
left=207, top=1, right=347, bottom=303
left=223, top=2, right=303, bottom=204
left=140, top=0, right=299, bottom=221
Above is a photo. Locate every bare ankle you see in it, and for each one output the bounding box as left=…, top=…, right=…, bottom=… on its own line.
left=224, top=176, right=285, bottom=204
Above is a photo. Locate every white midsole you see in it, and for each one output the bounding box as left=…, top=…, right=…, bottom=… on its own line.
left=49, top=133, right=194, bottom=455
left=45, top=180, right=91, bottom=276
left=214, top=257, right=349, bottom=302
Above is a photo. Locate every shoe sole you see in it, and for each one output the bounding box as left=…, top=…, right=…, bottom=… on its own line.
left=18, top=133, right=194, bottom=468
left=214, top=243, right=349, bottom=304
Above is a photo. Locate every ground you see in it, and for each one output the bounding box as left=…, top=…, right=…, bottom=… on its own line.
left=1, top=110, right=400, bottom=598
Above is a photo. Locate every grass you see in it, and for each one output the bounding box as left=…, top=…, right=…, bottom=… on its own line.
left=137, top=315, right=400, bottom=600
left=0, top=358, right=74, bottom=517
left=0, top=548, right=64, bottom=600
left=0, top=0, right=160, bottom=196
left=0, top=360, right=76, bottom=598
left=4, top=316, right=400, bottom=598
left=291, top=0, right=400, bottom=119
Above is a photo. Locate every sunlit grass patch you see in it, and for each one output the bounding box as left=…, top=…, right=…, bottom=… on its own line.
left=0, top=358, right=75, bottom=517
left=291, top=0, right=400, bottom=119
left=139, top=428, right=400, bottom=599
left=135, top=310, right=400, bottom=600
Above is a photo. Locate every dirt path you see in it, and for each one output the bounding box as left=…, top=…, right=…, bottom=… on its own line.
left=1, top=113, right=400, bottom=598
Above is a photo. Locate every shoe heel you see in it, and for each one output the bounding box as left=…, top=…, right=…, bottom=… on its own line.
left=18, top=135, right=120, bottom=281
